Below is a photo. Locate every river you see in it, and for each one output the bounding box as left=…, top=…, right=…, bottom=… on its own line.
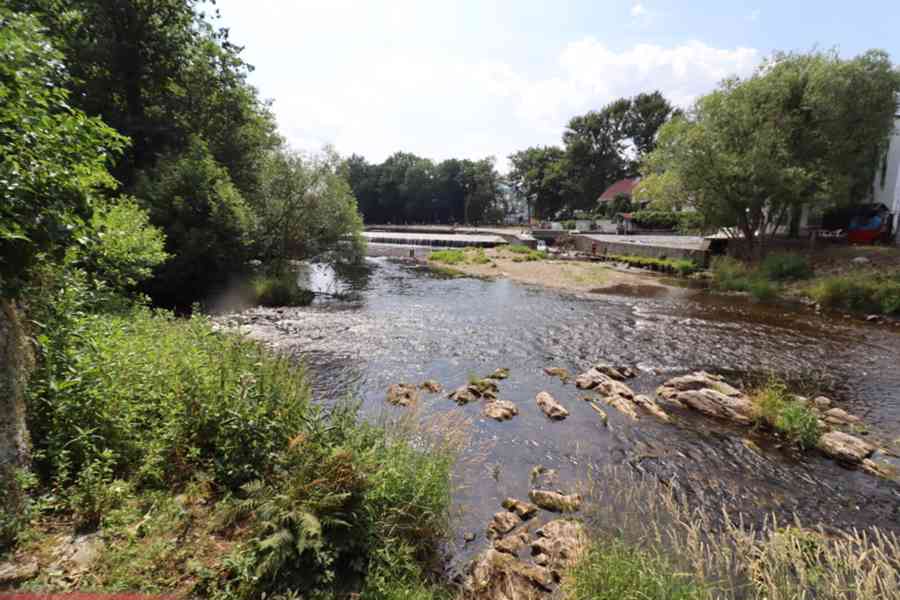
left=221, top=257, right=900, bottom=571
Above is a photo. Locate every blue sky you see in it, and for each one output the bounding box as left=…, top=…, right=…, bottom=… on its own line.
left=212, top=1, right=899, bottom=170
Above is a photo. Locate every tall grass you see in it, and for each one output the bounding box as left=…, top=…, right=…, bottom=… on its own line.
left=429, top=248, right=491, bottom=265
left=24, top=304, right=461, bottom=599
left=573, top=467, right=900, bottom=600
left=710, top=257, right=779, bottom=301
left=751, top=379, right=820, bottom=449
left=807, top=274, right=900, bottom=315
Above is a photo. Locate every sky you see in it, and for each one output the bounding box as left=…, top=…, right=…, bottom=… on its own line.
left=211, top=0, right=900, bottom=171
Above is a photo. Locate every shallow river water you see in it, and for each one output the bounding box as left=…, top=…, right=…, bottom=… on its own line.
left=223, top=258, right=900, bottom=569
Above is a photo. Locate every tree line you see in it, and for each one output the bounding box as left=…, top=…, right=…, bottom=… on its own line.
left=342, top=153, right=508, bottom=224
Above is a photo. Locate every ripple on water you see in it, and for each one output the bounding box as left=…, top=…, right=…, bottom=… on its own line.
left=223, top=258, right=900, bottom=567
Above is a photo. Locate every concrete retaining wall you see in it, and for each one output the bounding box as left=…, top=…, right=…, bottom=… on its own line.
left=573, top=235, right=710, bottom=266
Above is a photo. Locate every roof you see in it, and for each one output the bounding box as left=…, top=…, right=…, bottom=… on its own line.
left=598, top=178, right=640, bottom=202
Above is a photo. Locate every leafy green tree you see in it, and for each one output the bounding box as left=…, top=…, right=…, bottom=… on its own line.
left=253, top=147, right=365, bottom=274
left=76, top=198, right=169, bottom=294
left=15, top=0, right=278, bottom=196
left=134, top=137, right=254, bottom=307
left=507, top=146, right=571, bottom=219
left=0, top=9, right=126, bottom=297
left=645, top=50, right=900, bottom=255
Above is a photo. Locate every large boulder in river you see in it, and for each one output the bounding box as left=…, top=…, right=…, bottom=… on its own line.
left=543, top=367, right=571, bottom=382
left=483, top=400, right=518, bottom=421
left=657, top=373, right=754, bottom=425
left=818, top=431, right=875, bottom=464
left=531, top=519, right=588, bottom=570
left=529, top=489, right=582, bottom=512
left=604, top=394, right=639, bottom=420
left=633, top=394, right=670, bottom=422
left=487, top=368, right=510, bottom=380
left=592, top=363, right=637, bottom=380
left=488, top=510, right=522, bottom=537
left=386, top=383, right=418, bottom=407
left=536, top=392, right=569, bottom=420
left=575, top=368, right=635, bottom=398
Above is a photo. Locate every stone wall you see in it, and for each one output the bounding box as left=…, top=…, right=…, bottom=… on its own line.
left=572, top=235, right=710, bottom=265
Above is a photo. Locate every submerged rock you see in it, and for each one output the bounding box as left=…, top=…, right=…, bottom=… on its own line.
left=589, top=402, right=609, bottom=426
left=592, top=363, right=636, bottom=380
left=632, top=394, right=670, bottom=421
left=386, top=383, right=418, bottom=407
left=604, top=394, right=639, bottom=420
left=529, top=489, right=582, bottom=513
left=813, top=396, right=832, bottom=409
left=487, top=368, right=510, bottom=380
left=469, top=377, right=500, bottom=396
left=818, top=431, right=875, bottom=464
left=449, top=385, right=478, bottom=405
left=502, top=497, right=538, bottom=520
left=420, top=379, right=443, bottom=393
left=484, top=400, right=518, bottom=421
left=543, top=366, right=571, bottom=382
left=536, top=391, right=569, bottom=420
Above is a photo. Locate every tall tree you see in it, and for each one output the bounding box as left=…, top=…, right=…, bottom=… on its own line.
left=507, top=146, right=571, bottom=219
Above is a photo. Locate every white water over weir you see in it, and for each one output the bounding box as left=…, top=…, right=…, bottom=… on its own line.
left=361, top=230, right=508, bottom=248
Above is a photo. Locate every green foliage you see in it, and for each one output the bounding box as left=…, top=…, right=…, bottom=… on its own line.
left=0, top=469, right=36, bottom=552
left=27, top=306, right=311, bottom=490
left=507, top=146, right=571, bottom=220
left=76, top=198, right=169, bottom=293
left=0, top=9, right=126, bottom=297
left=753, top=379, right=821, bottom=450
left=506, top=244, right=534, bottom=254
left=429, top=249, right=467, bottom=265
left=135, top=137, right=255, bottom=307
left=760, top=253, right=812, bottom=282
left=807, top=274, right=900, bottom=315
left=565, top=540, right=703, bottom=600
left=249, top=273, right=315, bottom=307
left=630, top=210, right=678, bottom=229
left=254, top=148, right=365, bottom=273
left=428, top=248, right=492, bottom=266
left=711, top=256, right=778, bottom=300
left=644, top=50, right=900, bottom=253
left=345, top=152, right=504, bottom=224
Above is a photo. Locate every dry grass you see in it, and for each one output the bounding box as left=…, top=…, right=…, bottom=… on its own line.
left=574, top=466, right=900, bottom=600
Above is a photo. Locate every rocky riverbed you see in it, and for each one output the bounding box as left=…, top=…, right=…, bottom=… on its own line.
left=216, top=258, right=900, bottom=577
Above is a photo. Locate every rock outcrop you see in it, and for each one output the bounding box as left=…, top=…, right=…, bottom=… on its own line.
left=488, top=510, right=522, bottom=537
left=656, top=372, right=754, bottom=424
left=502, top=497, right=538, bottom=520
left=386, top=383, right=419, bottom=407
left=484, top=400, right=518, bottom=421
left=531, top=519, right=587, bottom=569
left=536, top=392, right=569, bottom=420
left=420, top=380, right=443, bottom=393
left=449, top=385, right=478, bottom=405
left=633, top=394, right=670, bottom=422
left=818, top=431, right=875, bottom=464
left=543, top=367, right=571, bottom=382
left=528, top=489, right=581, bottom=513
left=487, top=368, right=510, bottom=380
left=604, top=394, right=639, bottom=420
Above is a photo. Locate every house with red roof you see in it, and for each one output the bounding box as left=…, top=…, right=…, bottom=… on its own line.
left=597, top=177, right=641, bottom=206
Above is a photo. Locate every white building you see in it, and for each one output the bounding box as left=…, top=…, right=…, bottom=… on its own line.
left=873, top=108, right=900, bottom=244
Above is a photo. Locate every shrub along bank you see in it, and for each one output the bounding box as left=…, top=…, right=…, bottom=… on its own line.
left=11, top=272, right=457, bottom=599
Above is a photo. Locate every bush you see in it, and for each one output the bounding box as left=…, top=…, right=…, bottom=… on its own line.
left=565, top=540, right=703, bottom=600
left=808, top=274, right=900, bottom=315
left=249, top=273, right=314, bottom=307
left=428, top=249, right=466, bottom=265
left=711, top=256, right=751, bottom=291
left=28, top=307, right=312, bottom=490
left=135, top=137, right=255, bottom=308
left=761, top=253, right=812, bottom=281
left=607, top=254, right=699, bottom=276
left=631, top=210, right=679, bottom=230
left=752, top=379, right=821, bottom=450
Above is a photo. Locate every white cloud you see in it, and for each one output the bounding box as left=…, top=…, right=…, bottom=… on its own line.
left=631, top=2, right=648, bottom=18
left=748, top=9, right=761, bottom=22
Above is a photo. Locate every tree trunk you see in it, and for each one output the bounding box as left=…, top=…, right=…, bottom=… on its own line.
left=1, top=298, right=33, bottom=534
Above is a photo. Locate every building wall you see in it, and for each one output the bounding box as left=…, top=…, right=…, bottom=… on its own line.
left=873, top=114, right=900, bottom=243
